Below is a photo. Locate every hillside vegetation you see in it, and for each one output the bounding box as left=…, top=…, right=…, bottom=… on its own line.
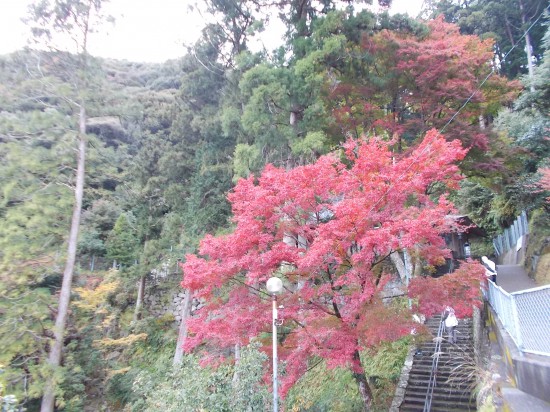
left=0, top=0, right=548, bottom=411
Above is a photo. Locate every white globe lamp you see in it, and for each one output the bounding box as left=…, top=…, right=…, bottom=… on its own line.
left=266, top=277, right=283, bottom=295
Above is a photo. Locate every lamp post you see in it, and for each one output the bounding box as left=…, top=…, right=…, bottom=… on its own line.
left=266, top=277, right=283, bottom=412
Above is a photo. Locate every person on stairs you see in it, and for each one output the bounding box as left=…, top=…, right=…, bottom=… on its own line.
left=442, top=306, right=458, bottom=344
left=481, top=255, right=497, bottom=284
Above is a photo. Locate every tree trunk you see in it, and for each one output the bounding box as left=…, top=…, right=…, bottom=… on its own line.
left=390, top=250, right=410, bottom=283
left=133, top=275, right=146, bottom=322
left=352, top=349, right=373, bottom=411
left=519, top=0, right=536, bottom=92
left=479, top=114, right=485, bottom=129
left=41, top=106, right=86, bottom=412
left=504, top=16, right=516, bottom=47
left=173, top=288, right=192, bottom=365
left=403, top=249, right=413, bottom=283
left=413, top=252, right=422, bottom=278
left=232, top=343, right=241, bottom=384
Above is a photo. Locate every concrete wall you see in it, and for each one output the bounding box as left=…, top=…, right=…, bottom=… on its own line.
left=487, top=305, right=550, bottom=403
left=497, top=235, right=528, bottom=266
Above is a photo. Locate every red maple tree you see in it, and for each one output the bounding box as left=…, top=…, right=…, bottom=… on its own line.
left=539, top=168, right=550, bottom=203
left=392, top=16, right=519, bottom=150
left=182, top=130, right=484, bottom=409
left=328, top=17, right=520, bottom=155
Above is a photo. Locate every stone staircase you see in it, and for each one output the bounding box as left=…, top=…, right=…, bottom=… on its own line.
left=399, top=315, right=477, bottom=411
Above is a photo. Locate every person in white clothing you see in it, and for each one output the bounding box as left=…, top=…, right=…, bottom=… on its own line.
left=481, top=256, right=497, bottom=284
left=442, top=306, right=458, bottom=344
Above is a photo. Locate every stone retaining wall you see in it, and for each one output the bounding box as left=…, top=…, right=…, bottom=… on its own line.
left=144, top=288, right=203, bottom=324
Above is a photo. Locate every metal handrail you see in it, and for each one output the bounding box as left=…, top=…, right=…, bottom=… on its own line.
left=423, top=313, right=446, bottom=412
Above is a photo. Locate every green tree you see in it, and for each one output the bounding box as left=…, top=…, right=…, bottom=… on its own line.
left=106, top=213, right=138, bottom=267
left=25, top=1, right=112, bottom=410
left=130, top=342, right=270, bottom=411
left=488, top=23, right=550, bottom=220
left=0, top=108, right=75, bottom=406
left=78, top=199, right=122, bottom=269
left=430, top=0, right=548, bottom=79
left=451, top=24, right=550, bottom=234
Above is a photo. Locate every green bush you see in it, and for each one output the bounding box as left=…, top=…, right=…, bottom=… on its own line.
left=285, top=337, right=411, bottom=412
left=127, top=342, right=270, bottom=412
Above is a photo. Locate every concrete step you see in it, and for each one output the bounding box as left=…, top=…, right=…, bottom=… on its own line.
left=409, top=357, right=474, bottom=367
left=401, top=394, right=476, bottom=409
left=399, top=315, right=477, bottom=411
left=402, top=392, right=476, bottom=404
left=412, top=350, right=474, bottom=358
left=410, top=364, right=473, bottom=371
left=408, top=368, right=472, bottom=377
left=406, top=380, right=473, bottom=391
left=403, top=394, right=474, bottom=404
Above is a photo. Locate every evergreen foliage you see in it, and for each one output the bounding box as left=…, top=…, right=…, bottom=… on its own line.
left=430, top=0, right=548, bottom=79
left=0, top=0, right=548, bottom=409
left=106, top=213, right=139, bottom=267
left=129, top=342, right=270, bottom=411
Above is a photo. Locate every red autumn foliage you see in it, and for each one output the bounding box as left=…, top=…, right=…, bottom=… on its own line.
left=392, top=16, right=520, bottom=149
left=181, top=130, right=482, bottom=398
left=408, top=260, right=485, bottom=319
left=328, top=17, right=520, bottom=153
left=539, top=167, right=550, bottom=203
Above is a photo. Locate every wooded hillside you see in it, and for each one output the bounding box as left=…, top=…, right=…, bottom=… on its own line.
left=0, top=0, right=548, bottom=411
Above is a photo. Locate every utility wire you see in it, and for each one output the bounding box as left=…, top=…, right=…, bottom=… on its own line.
left=441, top=5, right=549, bottom=133
left=352, top=5, right=549, bottom=229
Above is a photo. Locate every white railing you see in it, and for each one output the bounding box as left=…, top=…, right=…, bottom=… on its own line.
left=487, top=281, right=550, bottom=356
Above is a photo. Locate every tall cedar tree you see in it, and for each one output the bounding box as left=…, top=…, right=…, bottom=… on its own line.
left=182, top=130, right=485, bottom=409
left=25, top=1, right=109, bottom=410
left=0, top=108, right=75, bottom=406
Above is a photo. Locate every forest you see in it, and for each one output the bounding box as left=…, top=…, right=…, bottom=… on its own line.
left=0, top=0, right=549, bottom=411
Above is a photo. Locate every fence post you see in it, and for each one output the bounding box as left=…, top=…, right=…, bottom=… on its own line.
left=521, top=210, right=529, bottom=235
left=492, top=210, right=529, bottom=257
left=511, top=297, right=523, bottom=351
left=502, top=229, right=510, bottom=253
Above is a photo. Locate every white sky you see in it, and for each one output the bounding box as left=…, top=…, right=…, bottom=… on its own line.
left=0, top=0, right=424, bottom=63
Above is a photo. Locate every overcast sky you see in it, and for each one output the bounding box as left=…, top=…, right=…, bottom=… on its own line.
left=0, top=0, right=424, bottom=63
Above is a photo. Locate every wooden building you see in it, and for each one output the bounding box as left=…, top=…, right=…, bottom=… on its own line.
left=437, top=215, right=486, bottom=275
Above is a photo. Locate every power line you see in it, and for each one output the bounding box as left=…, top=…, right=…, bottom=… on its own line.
left=352, top=5, right=549, bottom=230
left=441, top=5, right=549, bottom=133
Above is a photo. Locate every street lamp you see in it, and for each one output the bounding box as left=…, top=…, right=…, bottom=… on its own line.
left=266, top=277, right=283, bottom=412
